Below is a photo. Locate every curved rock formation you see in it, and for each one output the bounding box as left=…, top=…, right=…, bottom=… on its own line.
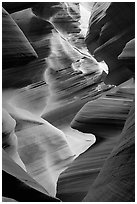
left=11, top=8, right=54, bottom=59
left=118, top=39, right=135, bottom=60
left=3, top=150, right=60, bottom=202
left=118, top=38, right=135, bottom=74
left=71, top=80, right=134, bottom=138
left=57, top=79, right=134, bottom=201
left=32, top=2, right=63, bottom=21
left=83, top=101, right=135, bottom=202
left=2, top=109, right=26, bottom=171
left=2, top=87, right=76, bottom=197
left=2, top=8, right=37, bottom=70
left=2, top=8, right=53, bottom=89
left=57, top=2, right=135, bottom=202
left=2, top=2, right=135, bottom=202
left=85, top=2, right=135, bottom=85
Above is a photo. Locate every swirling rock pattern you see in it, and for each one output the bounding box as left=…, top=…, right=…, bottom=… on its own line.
left=11, top=9, right=54, bottom=59
left=2, top=8, right=37, bottom=70
left=2, top=2, right=135, bottom=202
left=57, top=79, right=135, bottom=201
left=83, top=101, right=135, bottom=202
left=71, top=80, right=134, bottom=138
left=85, top=2, right=135, bottom=85
left=3, top=150, right=60, bottom=202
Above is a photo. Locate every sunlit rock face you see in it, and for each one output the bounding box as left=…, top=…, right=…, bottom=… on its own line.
left=56, top=3, right=135, bottom=201
left=51, top=3, right=84, bottom=49
left=31, top=2, right=88, bottom=51
left=44, top=31, right=105, bottom=106
left=3, top=150, right=60, bottom=202
left=15, top=112, right=75, bottom=196
left=2, top=3, right=100, bottom=200
left=3, top=5, right=106, bottom=109
left=2, top=2, right=135, bottom=202
left=2, top=101, right=95, bottom=197
left=2, top=109, right=26, bottom=171
left=57, top=2, right=134, bottom=202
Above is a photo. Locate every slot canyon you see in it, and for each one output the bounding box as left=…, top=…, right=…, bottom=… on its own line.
left=2, top=2, right=135, bottom=202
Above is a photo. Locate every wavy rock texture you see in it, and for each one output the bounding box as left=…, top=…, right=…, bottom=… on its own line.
left=2, top=59, right=48, bottom=89
left=56, top=79, right=135, bottom=201
left=2, top=8, right=37, bottom=70
left=2, top=109, right=26, bottom=172
left=85, top=2, right=135, bottom=86
left=83, top=100, right=135, bottom=202
left=2, top=97, right=95, bottom=197
left=71, top=80, right=134, bottom=138
left=3, top=150, right=60, bottom=202
left=3, top=8, right=53, bottom=89
left=11, top=8, right=54, bottom=59
left=2, top=4, right=101, bottom=200
left=56, top=2, right=134, bottom=202
left=5, top=6, right=107, bottom=109
left=56, top=3, right=135, bottom=201
left=2, top=2, right=135, bottom=202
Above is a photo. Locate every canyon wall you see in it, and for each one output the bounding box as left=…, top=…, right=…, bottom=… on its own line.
left=2, top=2, right=135, bottom=202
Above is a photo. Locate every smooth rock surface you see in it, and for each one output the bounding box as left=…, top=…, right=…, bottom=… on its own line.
left=118, top=39, right=135, bottom=60
left=118, top=39, right=135, bottom=74
left=11, top=9, right=54, bottom=59
left=83, top=101, right=135, bottom=202
left=2, top=2, right=135, bottom=202
left=2, top=8, right=37, bottom=69
left=85, top=2, right=135, bottom=85
left=2, top=2, right=37, bottom=13
left=2, top=89, right=95, bottom=197
left=71, top=80, right=134, bottom=138
left=57, top=79, right=134, bottom=201
left=3, top=59, right=48, bottom=89
left=2, top=109, right=26, bottom=171
left=3, top=150, right=60, bottom=202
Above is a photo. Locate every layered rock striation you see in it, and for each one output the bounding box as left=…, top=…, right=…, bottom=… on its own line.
left=83, top=100, right=135, bottom=202
left=2, top=2, right=101, bottom=201
left=85, top=2, right=135, bottom=86
left=57, top=2, right=135, bottom=202
left=2, top=2, right=135, bottom=202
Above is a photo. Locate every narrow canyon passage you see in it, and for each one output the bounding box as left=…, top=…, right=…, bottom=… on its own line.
left=2, top=2, right=135, bottom=202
